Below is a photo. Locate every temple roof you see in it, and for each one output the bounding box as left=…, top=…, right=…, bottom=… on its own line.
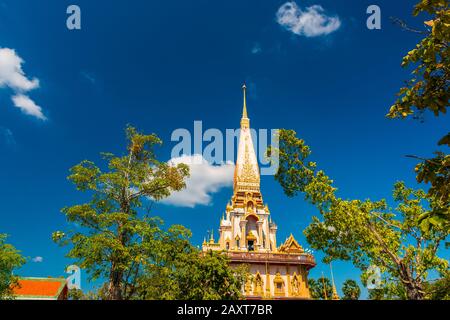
left=12, top=277, right=68, bottom=300
left=278, top=234, right=304, bottom=254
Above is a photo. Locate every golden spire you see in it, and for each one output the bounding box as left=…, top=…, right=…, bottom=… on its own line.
left=242, top=83, right=248, bottom=119
left=209, top=229, right=214, bottom=244
left=240, top=84, right=250, bottom=130
left=234, top=83, right=259, bottom=191
left=330, top=263, right=340, bottom=300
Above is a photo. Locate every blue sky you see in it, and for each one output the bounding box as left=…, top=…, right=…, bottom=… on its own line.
left=0, top=0, right=448, bottom=298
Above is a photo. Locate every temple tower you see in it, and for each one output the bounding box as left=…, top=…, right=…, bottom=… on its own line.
left=202, top=85, right=316, bottom=299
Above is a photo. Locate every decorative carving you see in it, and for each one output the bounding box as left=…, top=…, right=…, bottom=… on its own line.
left=246, top=232, right=257, bottom=241
left=254, top=272, right=263, bottom=296
left=238, top=145, right=260, bottom=185
left=291, top=272, right=300, bottom=296
left=245, top=277, right=252, bottom=295
left=274, top=272, right=285, bottom=296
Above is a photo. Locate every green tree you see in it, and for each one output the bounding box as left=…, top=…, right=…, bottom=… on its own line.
left=268, top=129, right=449, bottom=300
left=341, top=279, right=361, bottom=300
left=0, top=234, right=25, bottom=299
left=54, top=126, right=247, bottom=300
left=424, top=271, right=450, bottom=299
left=137, top=237, right=248, bottom=300
left=53, top=126, right=190, bottom=300
left=68, top=285, right=109, bottom=300
left=388, top=0, right=449, bottom=231
left=368, top=281, right=408, bottom=300
left=67, top=288, right=85, bottom=300
left=308, top=277, right=333, bottom=300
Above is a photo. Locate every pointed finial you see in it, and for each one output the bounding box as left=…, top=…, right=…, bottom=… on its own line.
left=209, top=229, right=214, bottom=243
left=242, top=83, right=248, bottom=119
left=330, top=263, right=340, bottom=300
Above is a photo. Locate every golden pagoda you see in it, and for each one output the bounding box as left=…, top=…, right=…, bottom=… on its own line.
left=202, top=85, right=316, bottom=299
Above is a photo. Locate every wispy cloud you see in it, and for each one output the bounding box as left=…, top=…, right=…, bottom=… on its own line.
left=80, top=70, right=96, bottom=85
left=160, top=154, right=234, bottom=208
left=276, top=2, right=341, bottom=37
left=0, top=126, right=15, bottom=146
left=32, top=256, right=44, bottom=263
left=251, top=42, right=262, bottom=54
left=0, top=48, right=45, bottom=120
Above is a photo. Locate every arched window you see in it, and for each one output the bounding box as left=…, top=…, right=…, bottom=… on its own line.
left=246, top=201, right=254, bottom=213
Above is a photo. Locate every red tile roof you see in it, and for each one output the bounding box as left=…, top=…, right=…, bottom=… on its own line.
left=12, top=277, right=68, bottom=299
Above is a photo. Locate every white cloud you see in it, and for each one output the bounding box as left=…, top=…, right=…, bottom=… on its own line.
left=32, top=256, right=44, bottom=263
left=0, top=48, right=39, bottom=91
left=12, top=94, right=46, bottom=120
left=0, top=48, right=45, bottom=120
left=160, top=154, right=234, bottom=208
left=276, top=2, right=341, bottom=37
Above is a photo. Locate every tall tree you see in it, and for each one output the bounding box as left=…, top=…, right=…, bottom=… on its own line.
left=388, top=0, right=449, bottom=231
left=0, top=234, right=25, bottom=300
left=53, top=126, right=190, bottom=300
left=268, top=129, right=449, bottom=300
left=54, top=126, right=247, bottom=300
left=342, top=279, right=361, bottom=300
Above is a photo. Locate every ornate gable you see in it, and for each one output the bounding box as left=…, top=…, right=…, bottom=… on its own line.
left=278, top=234, right=304, bottom=254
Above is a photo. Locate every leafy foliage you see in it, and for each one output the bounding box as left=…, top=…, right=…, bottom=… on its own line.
left=368, top=280, right=408, bottom=300
left=54, top=126, right=190, bottom=299
left=268, top=129, right=449, bottom=300
left=424, top=271, right=450, bottom=299
left=415, top=152, right=450, bottom=231
left=55, top=126, right=246, bottom=300
left=0, top=234, right=25, bottom=300
left=341, top=279, right=361, bottom=300
left=137, top=242, right=248, bottom=300
left=388, top=0, right=450, bottom=231
left=308, top=277, right=333, bottom=300
left=388, top=0, right=449, bottom=119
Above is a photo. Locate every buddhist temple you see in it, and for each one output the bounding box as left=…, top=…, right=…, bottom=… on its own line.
left=202, top=85, right=316, bottom=299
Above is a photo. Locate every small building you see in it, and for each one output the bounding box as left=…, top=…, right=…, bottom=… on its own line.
left=12, top=277, right=68, bottom=300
